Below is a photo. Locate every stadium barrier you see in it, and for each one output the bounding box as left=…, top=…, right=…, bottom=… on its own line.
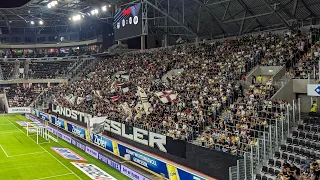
left=31, top=109, right=217, bottom=180
left=25, top=114, right=150, bottom=180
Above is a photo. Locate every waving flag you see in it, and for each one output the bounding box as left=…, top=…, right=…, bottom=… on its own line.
left=65, top=94, right=76, bottom=105
left=111, top=95, right=120, bottom=102
left=155, top=91, right=177, bottom=103
left=137, top=86, right=151, bottom=115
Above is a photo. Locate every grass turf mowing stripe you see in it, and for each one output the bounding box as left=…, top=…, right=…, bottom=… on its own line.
left=0, top=114, right=129, bottom=180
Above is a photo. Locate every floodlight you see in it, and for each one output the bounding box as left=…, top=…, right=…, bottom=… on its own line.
left=39, top=20, right=43, bottom=25
left=91, top=10, right=95, bottom=15
left=47, top=4, right=52, bottom=8
left=102, top=6, right=107, bottom=11
left=30, top=21, right=35, bottom=25
left=109, top=5, right=111, bottom=7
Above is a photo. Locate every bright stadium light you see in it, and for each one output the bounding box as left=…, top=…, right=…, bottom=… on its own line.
left=72, top=15, right=81, bottom=21
left=39, top=20, right=43, bottom=25
left=91, top=9, right=99, bottom=15
left=47, top=1, right=58, bottom=8
left=30, top=21, right=35, bottom=25
left=47, top=4, right=52, bottom=8
left=108, top=5, right=111, bottom=7
left=102, top=6, right=107, bottom=11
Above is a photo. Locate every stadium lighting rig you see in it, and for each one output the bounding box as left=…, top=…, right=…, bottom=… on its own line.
left=47, top=1, right=58, bottom=8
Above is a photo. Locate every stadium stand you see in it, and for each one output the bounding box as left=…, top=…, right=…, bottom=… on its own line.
left=28, top=61, right=73, bottom=79
left=43, top=31, right=308, bottom=159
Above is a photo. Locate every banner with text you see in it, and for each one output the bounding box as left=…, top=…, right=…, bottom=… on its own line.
left=8, top=107, right=31, bottom=114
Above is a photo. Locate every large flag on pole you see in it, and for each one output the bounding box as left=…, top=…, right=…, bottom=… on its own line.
left=137, top=86, right=151, bottom=115
left=65, top=94, right=76, bottom=105
left=155, top=91, right=177, bottom=103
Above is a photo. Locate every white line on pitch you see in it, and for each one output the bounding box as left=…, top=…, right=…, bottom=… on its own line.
left=33, top=173, right=73, bottom=180
left=4, top=115, right=82, bottom=180
left=0, top=145, right=9, bottom=157
left=9, top=151, right=47, bottom=157
left=0, top=131, right=22, bottom=135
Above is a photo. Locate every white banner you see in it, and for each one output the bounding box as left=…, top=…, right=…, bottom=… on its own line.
left=307, top=84, right=320, bottom=96
left=88, top=116, right=108, bottom=135
left=8, top=107, right=31, bottom=114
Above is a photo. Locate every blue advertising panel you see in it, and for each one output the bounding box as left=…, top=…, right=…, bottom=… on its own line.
left=31, top=110, right=212, bottom=180
left=66, top=123, right=87, bottom=140
left=90, top=133, right=114, bottom=152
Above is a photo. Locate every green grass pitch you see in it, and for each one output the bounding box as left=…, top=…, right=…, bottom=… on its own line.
left=0, top=114, right=130, bottom=180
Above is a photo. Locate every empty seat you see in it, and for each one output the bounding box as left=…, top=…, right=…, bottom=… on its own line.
left=311, top=142, right=317, bottom=149
left=299, top=140, right=306, bottom=147
left=282, top=153, right=288, bottom=160
left=305, top=125, right=311, bottom=131
left=268, top=167, right=274, bottom=175
left=275, top=151, right=281, bottom=159
left=298, top=124, right=304, bottom=130
left=306, top=141, right=312, bottom=148
left=287, top=145, right=293, bottom=153
left=289, top=155, right=295, bottom=161
left=292, top=131, right=299, bottom=137
left=280, top=145, right=287, bottom=151
left=294, top=147, right=300, bottom=154
left=299, top=132, right=306, bottom=138
left=311, top=126, right=318, bottom=133
left=295, top=157, right=301, bottom=164
left=275, top=160, right=282, bottom=168
left=262, top=176, right=268, bottom=180
left=313, top=134, right=319, bottom=141
left=293, top=138, right=299, bottom=145
left=268, top=159, right=274, bottom=166
left=287, top=138, right=293, bottom=144
left=306, top=133, right=313, bottom=140
left=262, top=166, right=268, bottom=173
left=256, top=174, right=262, bottom=180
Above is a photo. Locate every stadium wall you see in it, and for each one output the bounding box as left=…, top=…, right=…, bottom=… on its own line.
left=32, top=109, right=219, bottom=180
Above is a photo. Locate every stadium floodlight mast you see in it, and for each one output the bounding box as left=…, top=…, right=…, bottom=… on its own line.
left=39, top=20, right=44, bottom=25
left=30, top=21, right=35, bottom=25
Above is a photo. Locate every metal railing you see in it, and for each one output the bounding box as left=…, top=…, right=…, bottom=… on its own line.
left=228, top=99, right=300, bottom=180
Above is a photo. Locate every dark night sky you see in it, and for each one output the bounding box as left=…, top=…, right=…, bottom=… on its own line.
left=0, top=0, right=30, bottom=8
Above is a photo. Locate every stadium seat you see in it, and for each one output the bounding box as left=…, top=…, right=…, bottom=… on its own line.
left=289, top=155, right=295, bottom=162
left=275, top=160, right=282, bottom=168
left=299, top=132, right=306, bottom=139
left=295, top=157, right=300, bottom=164
left=275, top=152, right=281, bottom=159
left=262, top=166, right=268, bottom=173
left=292, top=131, right=299, bottom=137
left=268, top=168, right=274, bottom=175
left=299, top=140, right=306, bottom=147
left=298, top=124, right=304, bottom=130
left=286, top=138, right=292, bottom=144
left=292, top=138, right=299, bottom=145
left=275, top=170, right=280, bottom=176
left=262, top=176, right=268, bottom=180
left=306, top=133, right=313, bottom=140
left=255, top=174, right=262, bottom=180
left=287, top=145, right=293, bottom=153
left=313, top=134, right=319, bottom=141
left=305, top=125, right=311, bottom=131
left=311, top=126, right=318, bottom=133
left=268, top=159, right=274, bottom=166
left=280, top=145, right=287, bottom=151
left=282, top=153, right=288, bottom=160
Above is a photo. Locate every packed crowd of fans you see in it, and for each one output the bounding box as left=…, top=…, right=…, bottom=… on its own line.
left=5, top=83, right=49, bottom=107
left=47, top=31, right=309, bottom=157
left=0, top=61, right=15, bottom=80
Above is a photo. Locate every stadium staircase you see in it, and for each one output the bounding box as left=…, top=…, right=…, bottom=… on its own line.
left=255, top=113, right=320, bottom=180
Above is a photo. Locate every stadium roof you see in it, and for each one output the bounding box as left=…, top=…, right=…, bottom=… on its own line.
left=0, top=0, right=320, bottom=39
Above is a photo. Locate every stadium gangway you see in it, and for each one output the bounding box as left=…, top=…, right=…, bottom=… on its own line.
left=228, top=99, right=300, bottom=180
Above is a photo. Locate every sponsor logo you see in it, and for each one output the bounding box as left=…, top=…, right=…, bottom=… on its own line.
left=51, top=104, right=91, bottom=123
